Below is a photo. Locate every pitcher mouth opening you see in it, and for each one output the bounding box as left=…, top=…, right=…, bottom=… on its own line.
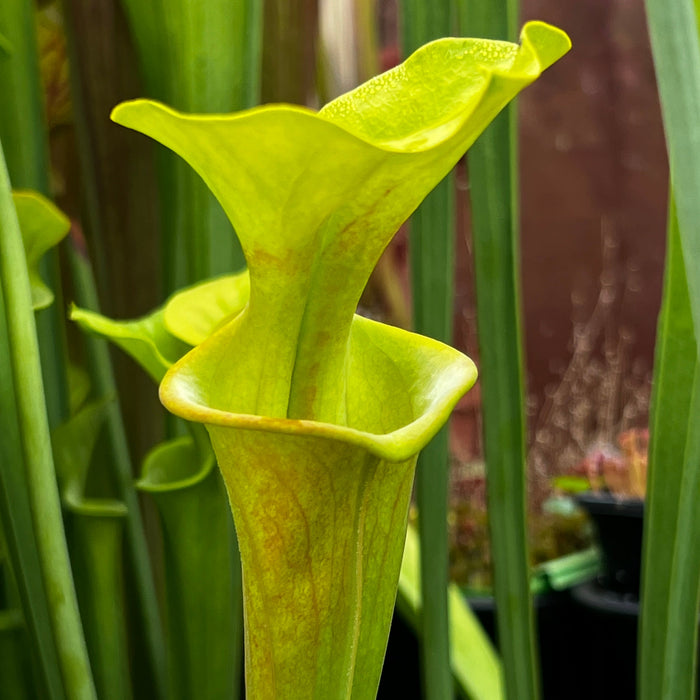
left=160, top=314, right=477, bottom=463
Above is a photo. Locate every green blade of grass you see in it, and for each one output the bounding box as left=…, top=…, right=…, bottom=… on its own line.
left=462, top=3, right=541, bottom=699
left=640, top=0, right=700, bottom=696
left=639, top=199, right=700, bottom=700
left=0, top=142, right=96, bottom=699
left=0, top=291, right=65, bottom=700
left=400, top=2, right=456, bottom=697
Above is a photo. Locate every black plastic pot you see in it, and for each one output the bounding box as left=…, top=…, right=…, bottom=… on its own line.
left=570, top=494, right=644, bottom=699
left=378, top=588, right=593, bottom=700
left=575, top=492, right=644, bottom=595
left=569, top=581, right=639, bottom=699
left=377, top=611, right=422, bottom=698
left=468, top=590, right=597, bottom=700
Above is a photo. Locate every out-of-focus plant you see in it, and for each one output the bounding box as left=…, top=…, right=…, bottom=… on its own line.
left=449, top=461, right=592, bottom=590
left=0, top=181, right=95, bottom=699
left=530, top=233, right=651, bottom=504
left=556, top=427, right=649, bottom=499
left=456, top=0, right=542, bottom=694
left=399, top=2, right=461, bottom=696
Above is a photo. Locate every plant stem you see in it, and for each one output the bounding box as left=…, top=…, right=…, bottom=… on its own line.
left=639, top=198, right=700, bottom=700
left=68, top=242, right=167, bottom=699
left=469, top=109, right=539, bottom=700
left=0, top=142, right=96, bottom=699
left=400, top=2, right=456, bottom=697
left=0, top=282, right=65, bottom=700
left=463, top=2, right=540, bottom=699
left=640, top=0, right=700, bottom=695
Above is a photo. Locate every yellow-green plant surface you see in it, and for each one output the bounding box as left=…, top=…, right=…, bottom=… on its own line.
left=104, top=22, right=570, bottom=698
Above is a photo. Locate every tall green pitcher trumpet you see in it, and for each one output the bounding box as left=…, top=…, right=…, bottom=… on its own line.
left=111, top=21, right=570, bottom=698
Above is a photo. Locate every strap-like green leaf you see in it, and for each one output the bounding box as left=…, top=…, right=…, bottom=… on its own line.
left=0, top=140, right=95, bottom=700
left=639, top=199, right=700, bottom=699
left=640, top=0, right=700, bottom=695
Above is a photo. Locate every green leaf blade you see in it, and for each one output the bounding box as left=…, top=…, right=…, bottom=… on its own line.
left=640, top=0, right=700, bottom=695
left=639, top=200, right=700, bottom=700
left=0, top=142, right=95, bottom=699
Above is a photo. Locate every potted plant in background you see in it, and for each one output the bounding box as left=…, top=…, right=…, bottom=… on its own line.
left=566, top=428, right=647, bottom=595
